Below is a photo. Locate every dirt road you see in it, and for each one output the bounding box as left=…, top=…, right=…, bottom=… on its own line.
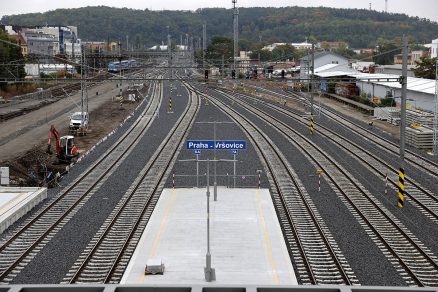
left=0, top=80, right=145, bottom=185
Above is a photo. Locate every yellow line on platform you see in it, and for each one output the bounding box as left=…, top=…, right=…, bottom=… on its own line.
left=140, top=189, right=177, bottom=283
left=256, top=189, right=279, bottom=284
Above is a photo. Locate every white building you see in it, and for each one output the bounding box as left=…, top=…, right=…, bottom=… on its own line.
left=263, top=41, right=313, bottom=52
left=148, top=45, right=168, bottom=51
left=314, top=69, right=437, bottom=112
left=300, top=51, right=349, bottom=84
left=291, top=41, right=312, bottom=50
left=262, top=43, right=287, bottom=52
left=25, top=64, right=75, bottom=76
left=431, top=38, right=438, bottom=58
left=64, top=41, right=82, bottom=59
left=21, top=26, right=79, bottom=56
left=236, top=51, right=252, bottom=74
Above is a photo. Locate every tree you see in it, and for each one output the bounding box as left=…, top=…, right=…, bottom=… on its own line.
left=250, top=49, right=272, bottom=62
left=271, top=44, right=296, bottom=61
left=413, top=57, right=437, bottom=79
left=0, top=29, right=26, bottom=89
left=374, top=38, right=401, bottom=65
left=332, top=44, right=357, bottom=59
left=206, top=36, right=233, bottom=62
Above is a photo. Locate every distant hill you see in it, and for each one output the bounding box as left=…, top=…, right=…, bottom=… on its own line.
left=2, top=6, right=438, bottom=48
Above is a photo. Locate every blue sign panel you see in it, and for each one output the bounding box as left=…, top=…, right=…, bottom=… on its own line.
left=187, top=140, right=214, bottom=150
left=231, top=149, right=238, bottom=155
left=215, top=141, right=246, bottom=150
left=187, top=140, right=246, bottom=150
left=194, top=149, right=201, bottom=155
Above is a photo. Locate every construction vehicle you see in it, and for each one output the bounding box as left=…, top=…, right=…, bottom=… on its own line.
left=46, top=125, right=79, bottom=163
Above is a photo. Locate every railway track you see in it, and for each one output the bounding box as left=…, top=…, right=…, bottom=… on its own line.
left=213, top=88, right=438, bottom=286
left=249, top=85, right=438, bottom=178
left=62, top=80, right=199, bottom=283
left=223, top=89, right=438, bottom=223
left=199, top=86, right=357, bottom=285
left=0, top=76, right=163, bottom=283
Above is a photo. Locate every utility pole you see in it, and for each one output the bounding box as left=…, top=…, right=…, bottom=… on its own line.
left=222, top=55, right=225, bottom=77
left=168, top=32, right=173, bottom=113
left=80, top=44, right=84, bottom=125
left=385, top=0, right=388, bottom=13
left=232, top=0, right=239, bottom=74
left=310, top=43, right=315, bottom=135
left=433, top=57, right=438, bottom=154
left=119, top=42, right=122, bottom=97
left=398, top=36, right=408, bottom=208
left=203, top=23, right=206, bottom=70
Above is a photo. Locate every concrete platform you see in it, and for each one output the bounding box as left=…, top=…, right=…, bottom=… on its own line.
left=121, top=188, right=297, bottom=285
left=0, top=187, right=47, bottom=233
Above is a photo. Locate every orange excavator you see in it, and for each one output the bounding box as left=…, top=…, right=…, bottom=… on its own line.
left=46, top=125, right=79, bottom=163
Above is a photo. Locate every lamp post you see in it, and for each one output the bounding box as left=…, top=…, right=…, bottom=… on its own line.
left=204, top=159, right=216, bottom=282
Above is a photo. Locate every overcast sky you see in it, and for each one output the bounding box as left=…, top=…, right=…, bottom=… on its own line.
left=1, top=0, right=438, bottom=22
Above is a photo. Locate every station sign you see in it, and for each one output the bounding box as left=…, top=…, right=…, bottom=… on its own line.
left=187, top=140, right=246, bottom=150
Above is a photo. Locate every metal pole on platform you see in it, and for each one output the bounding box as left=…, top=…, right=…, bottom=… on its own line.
left=196, top=153, right=199, bottom=188
left=204, top=159, right=216, bottom=282
left=214, top=122, right=217, bottom=201
left=233, top=153, right=236, bottom=188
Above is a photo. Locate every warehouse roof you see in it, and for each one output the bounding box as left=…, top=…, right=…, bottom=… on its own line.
left=314, top=67, right=437, bottom=95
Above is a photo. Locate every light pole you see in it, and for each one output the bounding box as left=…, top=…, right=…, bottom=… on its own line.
left=204, top=159, right=216, bottom=282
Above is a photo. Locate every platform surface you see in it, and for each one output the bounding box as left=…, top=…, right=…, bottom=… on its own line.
left=0, top=187, right=47, bottom=233
left=122, top=187, right=297, bottom=285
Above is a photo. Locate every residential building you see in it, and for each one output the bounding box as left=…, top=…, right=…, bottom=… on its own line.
left=291, top=41, right=312, bottom=50
left=318, top=41, right=349, bottom=50
left=262, top=43, right=287, bottom=52
left=83, top=41, right=107, bottom=52
left=8, top=34, right=28, bottom=56
left=353, top=48, right=375, bottom=55
left=394, top=50, right=427, bottom=65
left=299, top=51, right=349, bottom=84
left=236, top=51, right=252, bottom=74
left=262, top=40, right=313, bottom=52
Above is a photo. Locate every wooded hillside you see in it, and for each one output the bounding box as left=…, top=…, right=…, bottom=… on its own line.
left=2, top=6, right=437, bottom=48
